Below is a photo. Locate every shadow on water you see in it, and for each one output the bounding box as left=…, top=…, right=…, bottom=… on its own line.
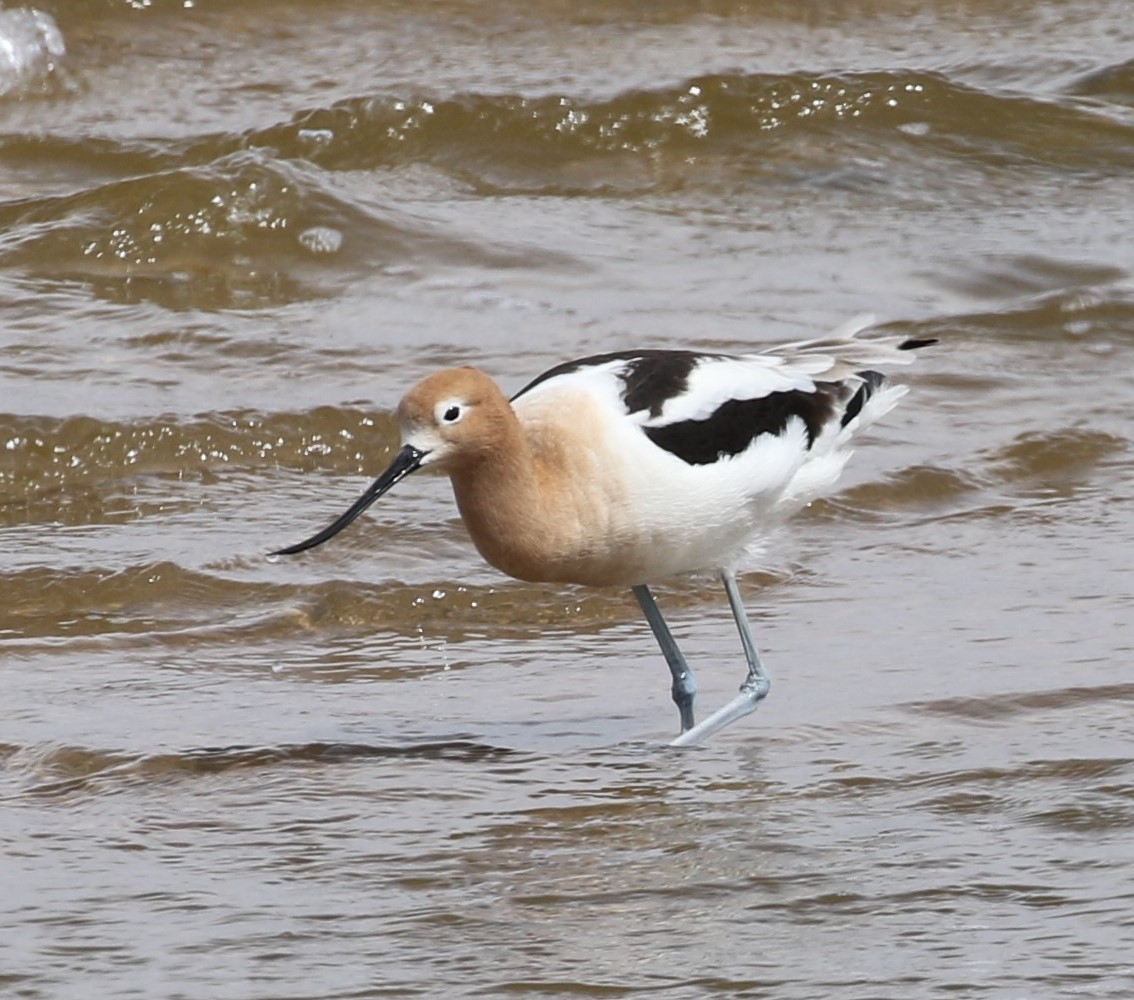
left=907, top=681, right=1134, bottom=722
left=4, top=738, right=521, bottom=798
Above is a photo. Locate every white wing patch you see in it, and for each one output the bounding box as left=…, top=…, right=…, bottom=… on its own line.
left=644, top=355, right=820, bottom=427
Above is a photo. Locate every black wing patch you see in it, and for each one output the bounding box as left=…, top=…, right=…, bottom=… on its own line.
left=646, top=388, right=839, bottom=466
left=840, top=370, right=885, bottom=428
left=617, top=351, right=703, bottom=417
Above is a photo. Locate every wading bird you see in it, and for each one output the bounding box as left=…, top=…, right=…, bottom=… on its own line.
left=275, top=323, right=931, bottom=745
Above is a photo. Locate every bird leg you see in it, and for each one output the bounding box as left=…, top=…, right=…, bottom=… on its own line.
left=632, top=584, right=698, bottom=732
left=668, top=570, right=772, bottom=747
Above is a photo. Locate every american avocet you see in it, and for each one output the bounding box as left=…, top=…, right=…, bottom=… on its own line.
left=275, top=322, right=932, bottom=745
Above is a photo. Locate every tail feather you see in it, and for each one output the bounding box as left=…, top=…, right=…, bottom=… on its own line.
left=771, top=322, right=933, bottom=512
left=760, top=323, right=936, bottom=383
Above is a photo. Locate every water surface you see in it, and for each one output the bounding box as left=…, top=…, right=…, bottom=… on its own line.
left=2, top=1, right=1133, bottom=997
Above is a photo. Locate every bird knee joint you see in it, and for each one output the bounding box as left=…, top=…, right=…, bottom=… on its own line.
left=742, top=675, right=771, bottom=700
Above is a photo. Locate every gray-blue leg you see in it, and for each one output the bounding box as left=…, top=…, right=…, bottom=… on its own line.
left=632, top=584, right=698, bottom=732
left=669, top=570, right=772, bottom=747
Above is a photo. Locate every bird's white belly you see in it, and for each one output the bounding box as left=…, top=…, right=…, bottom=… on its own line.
left=541, top=428, right=809, bottom=586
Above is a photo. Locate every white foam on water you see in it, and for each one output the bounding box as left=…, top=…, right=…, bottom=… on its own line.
left=298, top=226, right=344, bottom=255
left=0, top=6, right=64, bottom=95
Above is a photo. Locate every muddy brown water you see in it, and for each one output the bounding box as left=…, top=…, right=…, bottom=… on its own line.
left=2, top=1, right=1133, bottom=997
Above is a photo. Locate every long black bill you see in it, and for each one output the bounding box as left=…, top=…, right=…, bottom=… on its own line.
left=272, top=444, right=426, bottom=556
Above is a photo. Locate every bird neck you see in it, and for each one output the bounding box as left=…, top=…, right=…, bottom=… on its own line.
left=446, top=416, right=567, bottom=583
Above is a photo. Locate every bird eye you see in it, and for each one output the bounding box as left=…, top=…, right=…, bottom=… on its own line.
left=442, top=404, right=461, bottom=423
